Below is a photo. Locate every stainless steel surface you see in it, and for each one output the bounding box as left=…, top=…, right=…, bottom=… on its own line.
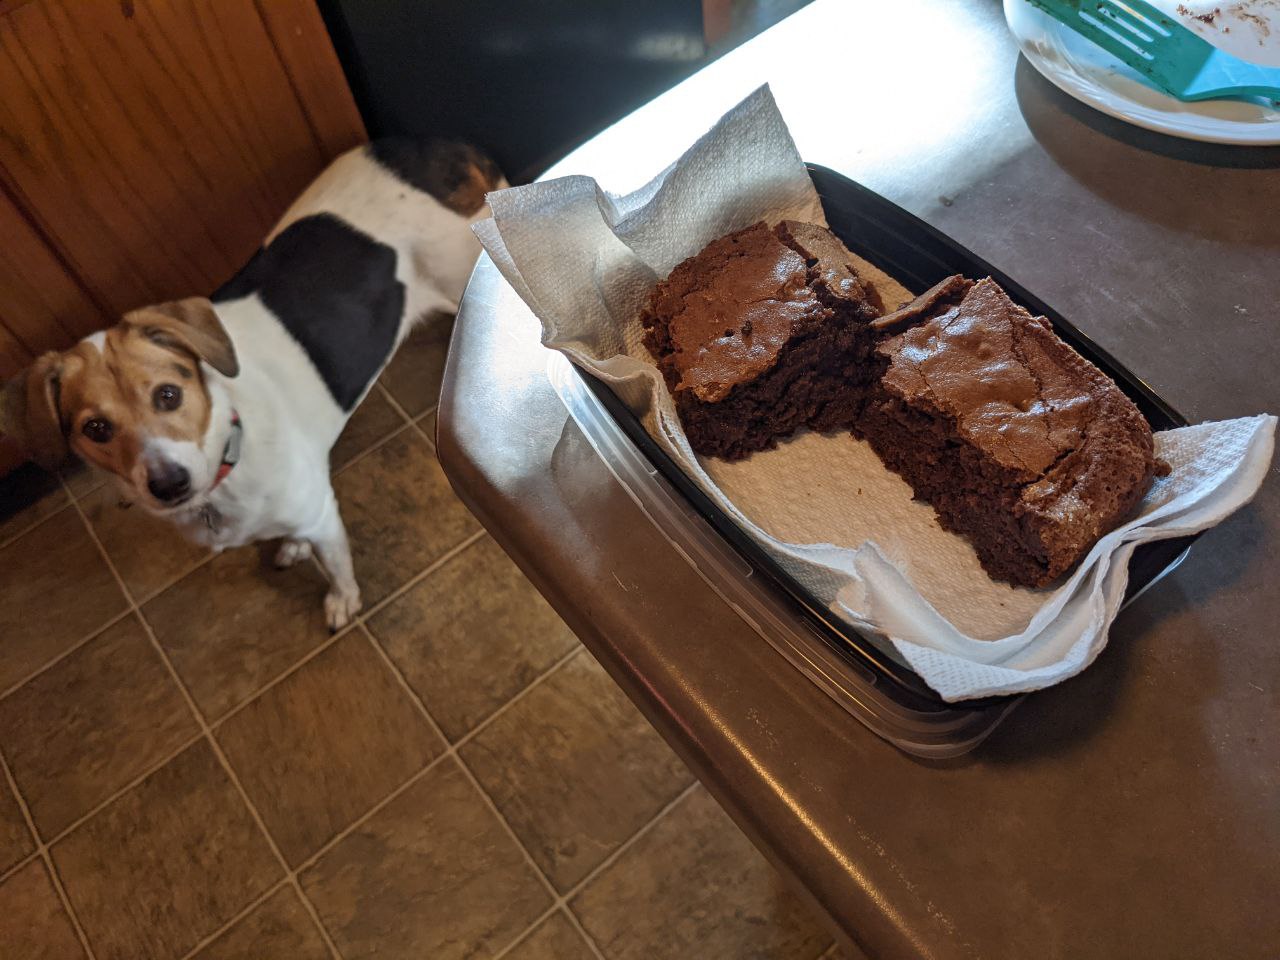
left=437, top=2, right=1280, bottom=957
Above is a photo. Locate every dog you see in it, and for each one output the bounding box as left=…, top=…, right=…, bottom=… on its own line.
left=0, top=138, right=504, bottom=630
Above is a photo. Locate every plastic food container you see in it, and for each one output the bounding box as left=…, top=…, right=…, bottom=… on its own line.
left=549, top=164, right=1197, bottom=758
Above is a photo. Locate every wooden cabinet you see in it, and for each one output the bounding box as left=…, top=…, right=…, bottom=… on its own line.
left=0, top=0, right=365, bottom=474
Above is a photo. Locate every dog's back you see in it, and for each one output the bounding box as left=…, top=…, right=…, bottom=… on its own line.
left=212, top=138, right=502, bottom=414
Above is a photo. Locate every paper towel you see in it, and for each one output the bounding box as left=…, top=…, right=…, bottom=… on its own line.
left=474, top=86, right=1275, bottom=701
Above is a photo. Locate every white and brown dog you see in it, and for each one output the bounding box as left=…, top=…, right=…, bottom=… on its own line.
left=0, top=139, right=503, bottom=630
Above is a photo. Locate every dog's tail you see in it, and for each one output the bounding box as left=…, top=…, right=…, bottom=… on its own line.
left=366, top=137, right=505, bottom=217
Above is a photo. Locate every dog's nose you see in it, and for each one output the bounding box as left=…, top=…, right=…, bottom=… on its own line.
left=147, top=463, right=191, bottom=503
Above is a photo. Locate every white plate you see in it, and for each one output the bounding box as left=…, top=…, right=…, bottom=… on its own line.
left=1004, top=0, right=1280, bottom=144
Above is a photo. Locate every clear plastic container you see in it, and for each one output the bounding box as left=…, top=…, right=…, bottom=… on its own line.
left=547, top=164, right=1198, bottom=758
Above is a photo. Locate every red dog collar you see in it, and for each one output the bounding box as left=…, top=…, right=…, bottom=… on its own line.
left=210, top=410, right=242, bottom=490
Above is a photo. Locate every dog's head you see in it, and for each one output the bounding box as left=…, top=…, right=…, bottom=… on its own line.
left=1, top=297, right=239, bottom=512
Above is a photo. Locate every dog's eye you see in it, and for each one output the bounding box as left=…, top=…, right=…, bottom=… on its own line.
left=82, top=418, right=114, bottom=443
left=153, top=383, right=183, bottom=411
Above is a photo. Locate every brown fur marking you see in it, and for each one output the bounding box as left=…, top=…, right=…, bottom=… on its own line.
left=53, top=325, right=215, bottom=484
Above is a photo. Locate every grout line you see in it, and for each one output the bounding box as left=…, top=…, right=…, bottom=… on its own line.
left=41, top=730, right=206, bottom=850
left=377, top=386, right=435, bottom=451
left=490, top=781, right=700, bottom=960
left=0, top=607, right=134, bottom=703
left=359, top=629, right=620, bottom=960
left=329, top=369, right=428, bottom=476
left=353, top=529, right=484, bottom=622
left=328, top=386, right=438, bottom=476
left=212, top=529, right=485, bottom=730
left=291, top=634, right=584, bottom=878
left=131, top=550, right=217, bottom=608
left=354, top=624, right=567, bottom=929
left=446, top=715, right=558, bottom=904
left=209, top=628, right=350, bottom=730
left=561, top=905, right=610, bottom=960
left=0, top=851, right=36, bottom=886
left=0, top=747, right=99, bottom=960
left=558, top=780, right=699, bottom=915
left=60, top=467, right=220, bottom=609
left=0, top=462, right=108, bottom=553
left=67, top=497, right=345, bottom=960
left=331, top=418, right=415, bottom=476
left=349, top=529, right=485, bottom=622
left=0, top=496, right=75, bottom=552
left=203, top=738, right=345, bottom=960
left=373, top=381, right=412, bottom=424
left=374, top=382, right=415, bottom=427
left=175, top=877, right=289, bottom=960
left=291, top=755, right=446, bottom=878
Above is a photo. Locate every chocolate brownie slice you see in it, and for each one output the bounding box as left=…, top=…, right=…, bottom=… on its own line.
left=641, top=221, right=881, bottom=459
left=858, top=276, right=1157, bottom=588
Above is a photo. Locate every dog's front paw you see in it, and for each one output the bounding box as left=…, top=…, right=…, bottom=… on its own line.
left=324, top=588, right=362, bottom=632
left=275, top=539, right=313, bottom=569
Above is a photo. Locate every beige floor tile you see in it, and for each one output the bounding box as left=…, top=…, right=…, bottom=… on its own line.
left=379, top=312, right=454, bottom=417
left=0, top=506, right=126, bottom=693
left=301, top=756, right=551, bottom=960
left=0, top=772, right=34, bottom=875
left=0, top=615, right=198, bottom=839
left=461, top=650, right=693, bottom=891
left=332, top=388, right=405, bottom=471
left=0, top=859, right=86, bottom=960
left=571, top=787, right=830, bottom=960
left=215, top=633, right=443, bottom=867
left=61, top=461, right=107, bottom=499
left=332, top=429, right=479, bottom=606
left=79, top=484, right=209, bottom=600
left=192, top=885, right=329, bottom=960
left=507, top=910, right=597, bottom=960
left=145, top=544, right=331, bottom=720
left=0, top=464, right=67, bottom=546
left=53, top=741, right=281, bottom=960
left=368, top=536, right=577, bottom=740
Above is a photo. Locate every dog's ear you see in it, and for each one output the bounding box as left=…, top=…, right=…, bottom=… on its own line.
left=1, top=353, right=71, bottom=470
left=125, top=296, right=239, bottom=377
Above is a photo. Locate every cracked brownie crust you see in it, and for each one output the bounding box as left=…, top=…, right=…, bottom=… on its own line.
left=641, top=220, right=882, bottom=460
left=858, top=277, right=1156, bottom=588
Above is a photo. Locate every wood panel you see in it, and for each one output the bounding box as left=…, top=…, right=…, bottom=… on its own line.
left=0, top=0, right=364, bottom=319
left=0, top=184, right=108, bottom=369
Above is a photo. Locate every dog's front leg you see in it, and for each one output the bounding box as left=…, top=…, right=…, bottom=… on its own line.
left=309, top=491, right=363, bottom=632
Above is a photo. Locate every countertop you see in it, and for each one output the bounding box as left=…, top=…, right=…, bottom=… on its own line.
left=436, top=1, right=1280, bottom=957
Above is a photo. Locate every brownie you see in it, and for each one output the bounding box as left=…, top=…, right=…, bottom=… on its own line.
left=858, top=276, right=1157, bottom=588
left=641, top=221, right=882, bottom=459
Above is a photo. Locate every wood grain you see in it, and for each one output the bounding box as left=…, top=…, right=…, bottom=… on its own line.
left=254, top=0, right=366, bottom=159
left=0, top=184, right=106, bottom=362
left=0, top=0, right=363, bottom=320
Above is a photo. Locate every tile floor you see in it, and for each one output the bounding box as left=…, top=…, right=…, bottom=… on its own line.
left=0, top=317, right=845, bottom=960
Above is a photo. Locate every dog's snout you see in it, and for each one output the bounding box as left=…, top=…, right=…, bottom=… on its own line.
left=147, top=463, right=191, bottom=503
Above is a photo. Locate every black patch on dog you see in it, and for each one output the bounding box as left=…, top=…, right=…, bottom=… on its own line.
left=366, top=137, right=500, bottom=214
left=214, top=214, right=404, bottom=411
